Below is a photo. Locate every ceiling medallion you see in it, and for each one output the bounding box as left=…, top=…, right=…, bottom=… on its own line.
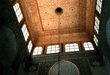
left=69, top=7, right=76, bottom=13
left=55, top=7, right=63, bottom=15
left=43, top=10, right=49, bottom=16
left=70, top=19, right=76, bottom=25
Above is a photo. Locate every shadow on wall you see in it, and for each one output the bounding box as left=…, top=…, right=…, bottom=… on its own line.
left=0, top=27, right=18, bottom=75
left=0, top=27, right=17, bottom=64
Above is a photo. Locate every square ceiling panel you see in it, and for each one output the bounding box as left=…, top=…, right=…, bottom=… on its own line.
left=37, top=0, right=79, bottom=30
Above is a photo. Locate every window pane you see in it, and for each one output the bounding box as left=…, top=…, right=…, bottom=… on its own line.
left=88, top=42, right=92, bottom=45
left=33, top=47, right=42, bottom=55
left=51, top=51, right=55, bottom=53
left=70, top=44, right=73, bottom=46
left=65, top=49, right=70, bottom=52
left=65, top=47, right=70, bottom=49
left=47, top=46, right=51, bottom=48
left=74, top=43, right=78, bottom=46
left=94, top=35, right=98, bottom=46
left=70, top=48, right=74, bottom=51
left=84, top=45, right=88, bottom=47
left=56, top=50, right=59, bottom=53
left=89, top=45, right=93, bottom=47
left=52, top=45, right=55, bottom=48
left=85, top=48, right=89, bottom=50
left=75, top=48, right=79, bottom=51
left=13, top=3, right=23, bottom=23
left=84, top=43, right=87, bottom=45
left=28, top=41, right=32, bottom=53
left=70, top=46, right=74, bottom=49
left=47, top=48, right=51, bottom=50
left=74, top=46, right=78, bottom=48
left=55, top=45, right=59, bottom=47
left=96, top=0, right=102, bottom=14
left=52, top=48, right=55, bottom=50
left=90, top=47, right=94, bottom=50
left=35, top=47, right=39, bottom=50
left=21, top=24, right=29, bottom=41
left=65, top=44, right=69, bottom=47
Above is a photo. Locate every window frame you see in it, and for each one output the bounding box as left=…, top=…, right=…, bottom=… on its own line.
left=27, top=40, right=33, bottom=53
left=96, top=0, right=103, bottom=14
left=12, top=1, right=33, bottom=54
left=64, top=43, right=80, bottom=52
left=12, top=2, right=24, bottom=24
left=93, top=35, right=98, bottom=47
left=32, top=46, right=43, bottom=55
left=82, top=42, right=95, bottom=51
left=94, top=16, right=100, bottom=35
left=21, top=23, right=30, bottom=42
left=45, top=44, right=62, bottom=54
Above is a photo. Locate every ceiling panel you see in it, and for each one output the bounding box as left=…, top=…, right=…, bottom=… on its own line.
left=20, top=0, right=96, bottom=45
left=37, top=0, right=79, bottom=30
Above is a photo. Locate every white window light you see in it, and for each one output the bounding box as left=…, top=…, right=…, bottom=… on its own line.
left=94, top=35, right=98, bottom=47
left=21, top=24, right=29, bottom=41
left=46, top=45, right=60, bottom=54
left=84, top=42, right=94, bottom=51
left=28, top=41, right=32, bottom=53
left=13, top=3, right=23, bottom=23
left=65, top=43, right=79, bottom=52
left=33, top=47, right=42, bottom=55
left=96, top=0, right=102, bottom=14
left=95, top=17, right=100, bottom=34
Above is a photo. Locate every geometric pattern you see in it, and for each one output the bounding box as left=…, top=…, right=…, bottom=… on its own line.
left=49, top=61, right=79, bottom=75
left=37, top=0, right=79, bottom=30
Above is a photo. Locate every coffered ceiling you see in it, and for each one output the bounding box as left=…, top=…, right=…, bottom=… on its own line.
left=20, top=0, right=96, bottom=46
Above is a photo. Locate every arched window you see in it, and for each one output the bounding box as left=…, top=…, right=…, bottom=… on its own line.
left=33, top=47, right=42, bottom=55
left=84, top=42, right=94, bottom=50
left=65, top=43, right=79, bottom=52
left=96, top=0, right=103, bottom=14
left=21, top=24, right=29, bottom=41
left=94, top=35, right=98, bottom=47
left=95, top=17, right=100, bottom=34
left=28, top=41, right=32, bottom=53
left=13, top=3, right=23, bottom=23
left=46, top=45, right=60, bottom=54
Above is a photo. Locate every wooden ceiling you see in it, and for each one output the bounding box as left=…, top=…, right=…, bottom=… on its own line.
left=19, top=0, right=96, bottom=46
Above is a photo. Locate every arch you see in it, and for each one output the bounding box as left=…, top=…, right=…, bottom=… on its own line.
left=0, top=27, right=18, bottom=63
left=48, top=60, right=80, bottom=75
left=106, top=16, right=110, bottom=47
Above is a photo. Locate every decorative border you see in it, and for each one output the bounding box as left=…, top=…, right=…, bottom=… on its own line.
left=69, top=7, right=76, bottom=13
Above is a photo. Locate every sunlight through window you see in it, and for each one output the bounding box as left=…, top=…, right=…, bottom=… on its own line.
left=93, top=35, right=98, bottom=47
left=96, top=0, right=103, bottom=14
left=33, top=47, right=42, bottom=55
left=13, top=3, right=23, bottom=23
left=95, top=17, right=100, bottom=34
left=47, top=45, right=60, bottom=54
left=21, top=24, right=29, bottom=41
left=28, top=41, right=32, bottom=53
left=84, top=42, right=94, bottom=51
left=65, top=43, right=79, bottom=52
